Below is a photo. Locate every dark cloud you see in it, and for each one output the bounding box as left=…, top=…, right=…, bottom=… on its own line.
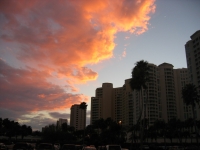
left=0, top=109, right=56, bottom=131
left=49, top=112, right=70, bottom=119
left=20, top=114, right=57, bottom=131
left=0, top=58, right=87, bottom=130
left=0, top=59, right=85, bottom=112
left=0, top=108, right=24, bottom=121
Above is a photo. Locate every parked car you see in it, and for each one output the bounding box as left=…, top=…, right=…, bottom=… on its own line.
left=75, top=145, right=83, bottom=150
left=82, top=146, right=96, bottom=150
left=139, top=145, right=149, bottom=150
left=54, top=143, right=60, bottom=150
left=106, top=145, right=121, bottom=150
left=98, top=146, right=106, bottom=150
left=36, top=143, right=55, bottom=150
left=13, top=142, right=33, bottom=150
left=60, top=144, right=76, bottom=150
left=0, top=143, right=8, bottom=150
left=4, top=142, right=14, bottom=150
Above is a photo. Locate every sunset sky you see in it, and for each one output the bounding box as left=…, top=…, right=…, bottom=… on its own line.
left=0, top=0, right=200, bottom=131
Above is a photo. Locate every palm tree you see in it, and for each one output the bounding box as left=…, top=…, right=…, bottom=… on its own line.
left=182, top=83, right=200, bottom=145
left=130, top=60, right=150, bottom=150
left=0, top=118, right=2, bottom=136
left=79, top=102, right=88, bottom=110
left=13, top=121, right=20, bottom=140
left=153, top=119, right=165, bottom=142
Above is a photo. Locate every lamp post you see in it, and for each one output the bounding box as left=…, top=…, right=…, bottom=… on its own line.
left=119, top=121, right=122, bottom=144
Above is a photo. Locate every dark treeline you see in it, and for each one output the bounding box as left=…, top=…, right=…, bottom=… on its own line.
left=42, top=117, right=200, bottom=146
left=42, top=117, right=126, bottom=146
left=0, top=118, right=33, bottom=140
left=1, top=117, right=200, bottom=148
left=0, top=117, right=126, bottom=146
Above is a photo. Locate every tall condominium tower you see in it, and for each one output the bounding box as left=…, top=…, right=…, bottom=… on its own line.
left=113, top=87, right=123, bottom=123
left=57, top=118, right=68, bottom=127
left=185, top=30, right=200, bottom=119
left=134, top=63, right=193, bottom=124
left=121, top=79, right=133, bottom=126
left=91, top=62, right=197, bottom=127
left=174, top=68, right=193, bottom=120
left=158, top=63, right=177, bottom=122
left=91, top=83, right=114, bottom=124
left=70, top=104, right=86, bottom=130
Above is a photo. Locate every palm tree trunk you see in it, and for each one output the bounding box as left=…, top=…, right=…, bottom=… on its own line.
left=140, top=89, right=144, bottom=150
left=192, top=105, right=199, bottom=148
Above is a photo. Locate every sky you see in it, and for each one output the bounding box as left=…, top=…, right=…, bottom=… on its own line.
left=0, top=0, right=200, bottom=131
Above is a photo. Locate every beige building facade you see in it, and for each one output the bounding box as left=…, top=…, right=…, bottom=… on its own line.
left=90, top=62, right=199, bottom=127
left=174, top=68, right=193, bottom=121
left=185, top=30, right=200, bottom=120
left=91, top=83, right=114, bottom=124
left=70, top=104, right=86, bottom=130
left=90, top=30, right=200, bottom=127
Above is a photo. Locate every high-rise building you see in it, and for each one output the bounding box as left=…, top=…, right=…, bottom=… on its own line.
left=57, top=118, right=68, bottom=127
left=158, top=63, right=177, bottom=122
left=185, top=30, right=200, bottom=119
left=90, top=31, right=200, bottom=126
left=70, top=104, right=86, bottom=130
left=90, top=62, right=197, bottom=127
left=121, top=79, right=133, bottom=126
left=91, top=83, right=114, bottom=124
left=174, top=68, right=193, bottom=121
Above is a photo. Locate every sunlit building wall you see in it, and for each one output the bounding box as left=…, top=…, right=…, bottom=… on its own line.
left=90, top=83, right=114, bottom=124
left=70, top=104, right=86, bottom=130
left=91, top=83, right=125, bottom=124
left=185, top=30, right=200, bottom=120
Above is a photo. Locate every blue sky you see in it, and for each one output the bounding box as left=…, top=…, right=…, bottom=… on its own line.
left=82, top=0, right=200, bottom=108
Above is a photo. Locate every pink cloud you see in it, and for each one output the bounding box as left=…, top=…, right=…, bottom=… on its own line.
left=0, top=0, right=155, bottom=83
left=0, top=0, right=156, bottom=127
left=122, top=49, right=127, bottom=57
left=0, top=59, right=88, bottom=112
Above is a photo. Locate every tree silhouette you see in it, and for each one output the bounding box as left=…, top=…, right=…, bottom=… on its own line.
left=182, top=83, right=200, bottom=145
left=130, top=60, right=150, bottom=150
left=79, top=102, right=88, bottom=110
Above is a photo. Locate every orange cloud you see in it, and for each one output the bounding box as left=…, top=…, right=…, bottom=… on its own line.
left=122, top=49, right=127, bottom=58
left=0, top=0, right=156, bottom=83
left=0, top=0, right=156, bottom=124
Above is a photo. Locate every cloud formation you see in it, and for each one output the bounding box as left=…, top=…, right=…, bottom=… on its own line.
left=0, top=0, right=156, bottom=130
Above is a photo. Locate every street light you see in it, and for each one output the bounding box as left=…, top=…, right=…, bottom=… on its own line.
left=119, top=121, right=122, bottom=125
